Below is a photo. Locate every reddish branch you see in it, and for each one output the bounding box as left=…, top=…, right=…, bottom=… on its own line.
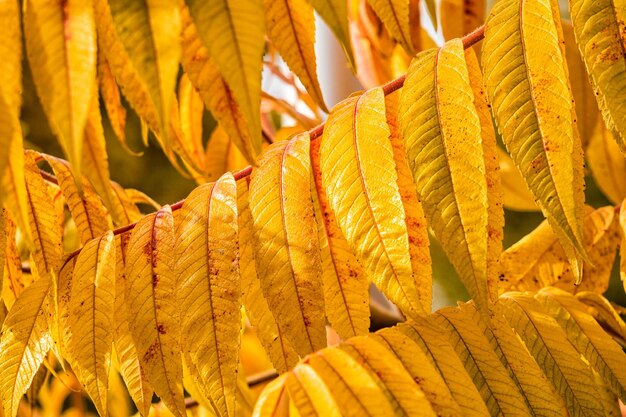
left=48, top=26, right=485, bottom=262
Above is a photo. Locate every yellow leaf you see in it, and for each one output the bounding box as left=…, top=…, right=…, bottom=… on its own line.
left=482, top=0, right=587, bottom=275
left=126, top=206, right=185, bottom=417
left=371, top=329, right=463, bottom=417
left=366, top=0, right=415, bottom=54
left=469, top=302, right=567, bottom=416
left=399, top=40, right=503, bottom=315
left=2, top=213, right=24, bottom=311
left=306, top=347, right=397, bottom=416
left=432, top=306, right=531, bottom=416
left=587, top=121, right=626, bottom=205
left=536, top=287, right=626, bottom=402
left=264, top=0, right=327, bottom=111
left=113, top=234, right=153, bottom=417
left=24, top=0, right=97, bottom=182
left=249, top=135, right=326, bottom=356
left=44, top=155, right=112, bottom=245
left=386, top=92, right=433, bottom=310
left=97, top=51, right=129, bottom=152
left=500, top=206, right=620, bottom=294
left=176, top=173, right=241, bottom=417
left=0, top=276, right=52, bottom=417
left=308, top=0, right=355, bottom=69
left=24, top=153, right=64, bottom=279
left=180, top=8, right=259, bottom=165
left=620, top=203, right=626, bottom=295
left=286, top=364, right=341, bottom=417
left=498, top=147, right=540, bottom=212
left=99, top=0, right=180, bottom=149
left=252, top=374, right=289, bottom=417
left=66, top=231, right=116, bottom=417
left=568, top=0, right=626, bottom=151
left=340, top=336, right=437, bottom=416
left=236, top=178, right=299, bottom=373
left=575, top=292, right=626, bottom=344
left=498, top=292, right=605, bottom=417
left=310, top=137, right=370, bottom=339
left=561, top=20, right=599, bottom=149
left=322, top=87, right=423, bottom=318
left=185, top=0, right=265, bottom=161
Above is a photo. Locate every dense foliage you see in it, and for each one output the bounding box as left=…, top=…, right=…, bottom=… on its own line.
left=1, top=0, right=626, bottom=416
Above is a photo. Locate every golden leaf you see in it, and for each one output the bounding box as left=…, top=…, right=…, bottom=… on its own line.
left=66, top=231, right=116, bottom=417
left=113, top=234, right=153, bottom=417
left=264, top=0, right=327, bottom=111
left=432, top=306, right=531, bottom=415
left=498, top=292, right=605, bottom=417
left=252, top=374, right=289, bottom=417
left=536, top=287, right=626, bottom=402
left=125, top=206, right=185, bottom=417
left=180, top=8, right=260, bottom=164
left=97, top=51, right=128, bottom=151
left=176, top=173, right=241, bottom=417
left=286, top=364, right=341, bottom=417
left=482, top=0, right=587, bottom=276
left=310, top=137, right=370, bottom=339
left=322, top=87, right=424, bottom=318
left=498, top=147, right=540, bottom=212
left=236, top=178, right=299, bottom=373
left=366, top=0, right=415, bottom=54
left=185, top=0, right=265, bottom=162
left=371, top=329, right=463, bottom=417
left=24, top=153, right=64, bottom=279
left=24, top=0, right=97, bottom=181
left=568, top=0, right=626, bottom=151
left=0, top=276, right=52, bottom=417
left=399, top=40, right=503, bottom=315
left=249, top=135, right=326, bottom=356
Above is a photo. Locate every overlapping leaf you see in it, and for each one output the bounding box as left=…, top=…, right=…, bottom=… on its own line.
left=536, top=287, right=626, bottom=402
left=23, top=153, right=64, bottom=279
left=236, top=178, right=299, bottom=373
left=482, top=0, right=587, bottom=277
left=0, top=276, right=52, bottom=417
left=125, top=206, right=185, bottom=417
left=264, top=0, right=327, bottom=111
left=310, top=137, right=370, bottom=339
left=66, top=231, right=115, bottom=417
left=185, top=0, right=265, bottom=161
left=98, top=0, right=180, bottom=149
left=498, top=292, right=606, bottom=417
left=44, top=155, right=112, bottom=245
left=24, top=0, right=97, bottom=181
left=176, top=173, right=241, bottom=417
left=180, top=8, right=259, bottom=164
left=568, top=0, right=626, bottom=151
left=399, top=40, right=503, bottom=316
left=321, top=87, right=424, bottom=319
left=366, top=0, right=415, bottom=54
left=250, top=135, right=326, bottom=356
left=500, top=206, right=620, bottom=294
left=432, top=306, right=531, bottom=415
left=498, top=148, right=540, bottom=211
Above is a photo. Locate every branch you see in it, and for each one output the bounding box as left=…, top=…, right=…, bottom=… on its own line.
left=50, top=25, right=485, bottom=262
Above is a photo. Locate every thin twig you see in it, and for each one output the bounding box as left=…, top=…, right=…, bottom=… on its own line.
left=45, top=26, right=486, bottom=262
